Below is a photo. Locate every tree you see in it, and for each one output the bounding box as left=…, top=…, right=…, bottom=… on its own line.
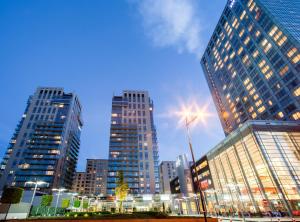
left=82, top=200, right=89, bottom=210
left=40, top=195, right=53, bottom=207
left=115, top=171, right=128, bottom=213
left=0, top=187, right=23, bottom=204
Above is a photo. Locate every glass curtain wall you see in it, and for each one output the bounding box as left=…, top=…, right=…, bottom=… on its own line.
left=206, top=122, right=300, bottom=217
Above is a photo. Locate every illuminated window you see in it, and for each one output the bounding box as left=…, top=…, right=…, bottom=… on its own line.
left=249, top=1, right=256, bottom=11
left=292, top=112, right=300, bottom=120
left=239, top=29, right=245, bottom=37
left=252, top=50, right=259, bottom=58
left=287, top=47, right=297, bottom=58
left=269, top=26, right=278, bottom=37
left=292, top=54, right=300, bottom=64
left=277, top=112, right=284, bottom=118
left=232, top=71, right=237, bottom=78
left=238, top=47, right=244, bottom=55
left=294, top=87, right=300, bottom=96
left=264, top=43, right=272, bottom=53
left=244, top=36, right=250, bottom=45
left=279, top=65, right=289, bottom=76
left=251, top=112, right=257, bottom=119
left=268, top=100, right=273, bottom=106
left=249, top=88, right=256, bottom=95
left=244, top=78, right=250, bottom=85
left=261, top=65, right=270, bottom=74
left=277, top=36, right=287, bottom=46
left=224, top=55, right=229, bottom=62
left=230, top=51, right=235, bottom=59
left=246, top=83, right=253, bottom=90
left=240, top=10, right=246, bottom=20
left=265, top=70, right=273, bottom=79
left=258, top=106, right=265, bottom=113
left=255, top=100, right=262, bottom=107
left=255, top=30, right=261, bottom=37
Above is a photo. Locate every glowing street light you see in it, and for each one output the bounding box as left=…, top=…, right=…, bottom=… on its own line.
left=174, top=102, right=212, bottom=222
left=52, top=188, right=67, bottom=215
left=25, top=180, right=48, bottom=205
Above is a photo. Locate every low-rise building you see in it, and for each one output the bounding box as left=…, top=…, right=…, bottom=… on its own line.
left=194, top=120, right=300, bottom=217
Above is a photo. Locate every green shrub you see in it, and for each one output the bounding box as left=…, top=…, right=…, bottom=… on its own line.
left=0, top=187, right=23, bottom=204
left=61, top=198, right=70, bottom=208
left=73, top=199, right=81, bottom=208
left=40, top=195, right=53, bottom=207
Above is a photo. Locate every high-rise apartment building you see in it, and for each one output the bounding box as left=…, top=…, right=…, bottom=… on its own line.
left=107, top=90, right=159, bottom=195
left=72, top=159, right=108, bottom=196
left=159, top=161, right=177, bottom=194
left=0, top=87, right=83, bottom=192
left=201, top=0, right=300, bottom=135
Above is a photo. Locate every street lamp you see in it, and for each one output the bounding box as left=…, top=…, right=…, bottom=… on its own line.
left=52, top=188, right=67, bottom=216
left=25, top=180, right=48, bottom=205
left=175, top=103, right=211, bottom=222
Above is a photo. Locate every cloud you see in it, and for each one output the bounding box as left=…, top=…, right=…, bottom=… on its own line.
left=135, top=0, right=203, bottom=57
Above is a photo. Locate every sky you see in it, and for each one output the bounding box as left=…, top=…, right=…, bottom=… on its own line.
left=0, top=0, right=226, bottom=171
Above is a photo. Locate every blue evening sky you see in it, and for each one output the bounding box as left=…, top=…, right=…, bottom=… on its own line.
left=0, top=0, right=226, bottom=171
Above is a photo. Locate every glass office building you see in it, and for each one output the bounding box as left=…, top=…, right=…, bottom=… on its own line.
left=204, top=120, right=300, bottom=217
left=201, top=0, right=300, bottom=135
left=107, top=91, right=160, bottom=195
left=0, top=87, right=83, bottom=192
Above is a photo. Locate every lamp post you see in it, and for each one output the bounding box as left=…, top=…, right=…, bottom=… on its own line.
left=25, top=180, right=48, bottom=205
left=185, top=116, right=208, bottom=222
left=52, top=188, right=67, bottom=216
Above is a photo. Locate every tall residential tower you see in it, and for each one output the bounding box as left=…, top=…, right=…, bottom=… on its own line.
left=201, top=0, right=300, bottom=134
left=0, top=87, right=83, bottom=192
left=107, top=90, right=159, bottom=195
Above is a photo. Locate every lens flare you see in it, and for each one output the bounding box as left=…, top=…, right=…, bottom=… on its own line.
left=168, top=99, right=214, bottom=129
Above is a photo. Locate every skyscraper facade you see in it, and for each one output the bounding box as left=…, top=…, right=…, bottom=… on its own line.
left=107, top=90, right=160, bottom=195
left=159, top=161, right=177, bottom=194
left=0, top=87, right=83, bottom=192
left=201, top=0, right=300, bottom=135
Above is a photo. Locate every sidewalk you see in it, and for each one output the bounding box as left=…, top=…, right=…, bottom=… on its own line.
left=216, top=217, right=300, bottom=222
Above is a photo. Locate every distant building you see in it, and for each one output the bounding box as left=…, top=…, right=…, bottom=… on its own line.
left=170, top=155, right=194, bottom=196
left=201, top=0, right=300, bottom=135
left=159, top=161, right=177, bottom=194
left=175, top=155, right=194, bottom=196
left=170, top=177, right=180, bottom=194
left=85, top=159, right=108, bottom=196
left=107, top=90, right=160, bottom=195
left=0, top=87, right=83, bottom=192
left=72, top=172, right=86, bottom=194
left=72, top=159, right=108, bottom=196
